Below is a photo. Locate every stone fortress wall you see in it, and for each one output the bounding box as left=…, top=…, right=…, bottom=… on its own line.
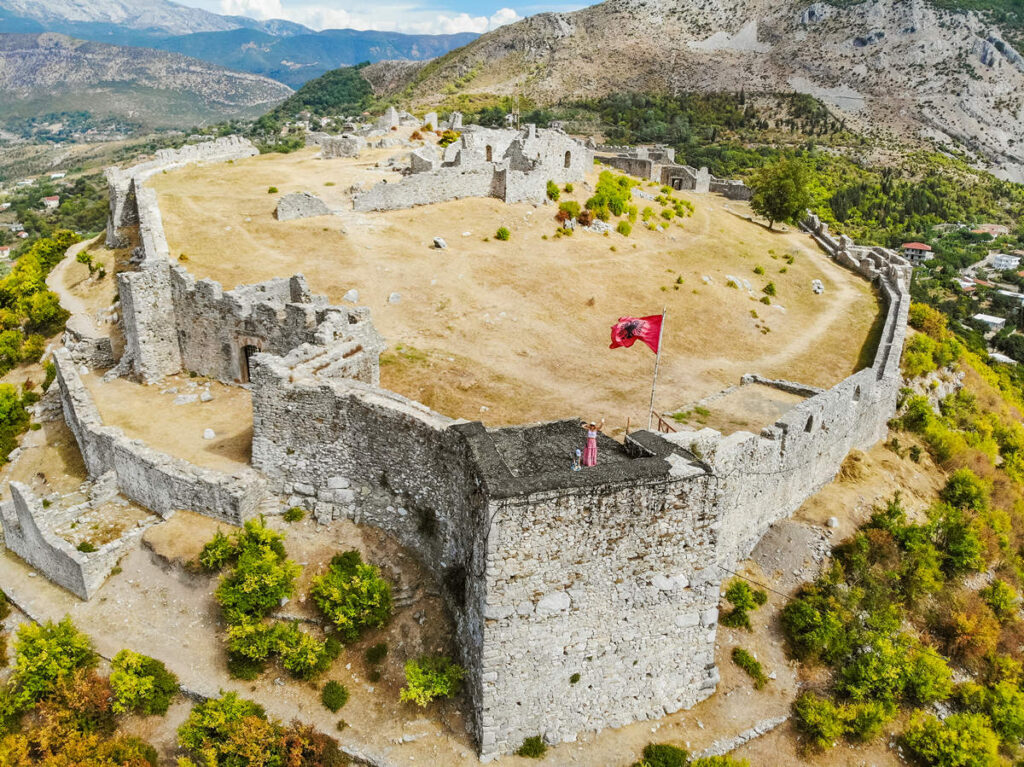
left=594, top=143, right=753, bottom=200
left=353, top=124, right=592, bottom=212
left=7, top=136, right=911, bottom=761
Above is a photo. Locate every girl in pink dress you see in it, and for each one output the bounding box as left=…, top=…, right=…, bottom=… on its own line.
left=581, top=419, right=605, bottom=467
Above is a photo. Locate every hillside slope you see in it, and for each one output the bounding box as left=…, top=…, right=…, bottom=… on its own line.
left=0, top=0, right=253, bottom=36
left=386, top=0, right=1024, bottom=181
left=0, top=33, right=292, bottom=128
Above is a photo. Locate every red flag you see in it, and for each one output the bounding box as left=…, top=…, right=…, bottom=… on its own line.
left=610, top=315, right=663, bottom=353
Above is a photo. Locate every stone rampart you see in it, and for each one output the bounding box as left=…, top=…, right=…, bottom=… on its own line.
left=53, top=349, right=265, bottom=523
left=0, top=483, right=141, bottom=600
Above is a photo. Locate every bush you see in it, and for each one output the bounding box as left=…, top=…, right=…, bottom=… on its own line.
left=980, top=579, right=1018, bottom=621
left=321, top=680, right=349, bottom=712
left=558, top=200, right=581, bottom=220
left=76, top=541, right=96, bottom=553
left=902, top=712, right=1000, bottom=767
left=268, top=186, right=278, bottom=193
left=690, top=759, right=750, bottom=767
left=109, top=649, right=178, bottom=716
left=753, top=265, right=765, bottom=275
left=616, top=221, right=632, bottom=237
left=276, top=622, right=333, bottom=680
left=283, top=507, right=305, bottom=523
left=226, top=652, right=265, bottom=680
left=546, top=180, right=560, bottom=201
left=720, top=580, right=767, bottom=630
left=844, top=701, right=892, bottom=742
left=638, top=742, right=688, bottom=767
left=365, top=642, right=388, bottom=666
left=585, top=171, right=635, bottom=218
left=940, top=468, right=990, bottom=512
left=905, top=649, right=953, bottom=705
left=438, top=130, right=461, bottom=147
left=310, top=550, right=392, bottom=642
left=516, top=735, right=547, bottom=758
left=762, top=282, right=777, bottom=297
left=198, top=529, right=235, bottom=571
left=731, top=647, right=768, bottom=689
left=564, top=183, right=574, bottom=193
left=495, top=226, right=511, bottom=241
left=8, top=617, right=96, bottom=711
left=0, top=589, right=8, bottom=621
left=215, top=545, right=300, bottom=625
left=400, top=656, right=464, bottom=707
left=793, top=692, right=846, bottom=751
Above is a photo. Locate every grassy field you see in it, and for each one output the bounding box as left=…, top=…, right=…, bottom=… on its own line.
left=148, top=136, right=881, bottom=430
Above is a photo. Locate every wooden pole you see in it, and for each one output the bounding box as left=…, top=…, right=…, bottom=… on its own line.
left=647, top=308, right=667, bottom=431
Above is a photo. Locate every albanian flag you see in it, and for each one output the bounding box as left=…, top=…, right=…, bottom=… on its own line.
left=610, top=315, right=663, bottom=353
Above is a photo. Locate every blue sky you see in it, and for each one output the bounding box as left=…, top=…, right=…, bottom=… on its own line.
left=175, top=0, right=585, bottom=34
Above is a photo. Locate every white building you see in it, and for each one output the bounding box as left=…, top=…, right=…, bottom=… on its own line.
left=0, top=246, right=10, bottom=259
left=974, top=313, right=1007, bottom=331
left=992, top=253, right=1021, bottom=271
left=42, top=196, right=59, bottom=210
left=49, top=172, right=66, bottom=180
left=902, top=242, right=934, bottom=263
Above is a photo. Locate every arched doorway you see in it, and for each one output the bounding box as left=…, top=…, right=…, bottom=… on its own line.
left=564, top=150, right=572, bottom=168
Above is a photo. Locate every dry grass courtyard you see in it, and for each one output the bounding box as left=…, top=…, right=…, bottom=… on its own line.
left=148, top=135, right=881, bottom=430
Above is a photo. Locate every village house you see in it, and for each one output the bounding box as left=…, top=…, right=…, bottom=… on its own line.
left=0, top=245, right=10, bottom=259
left=973, top=223, right=1011, bottom=238
left=992, top=253, right=1022, bottom=271
left=901, top=242, right=934, bottom=263
left=42, top=195, right=60, bottom=210
left=974, top=313, right=1007, bottom=332
left=49, top=172, right=66, bottom=180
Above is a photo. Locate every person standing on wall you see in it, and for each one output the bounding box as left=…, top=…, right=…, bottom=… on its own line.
left=581, top=419, right=605, bottom=467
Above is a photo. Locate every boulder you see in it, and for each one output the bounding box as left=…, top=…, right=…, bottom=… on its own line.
left=275, top=192, right=331, bottom=221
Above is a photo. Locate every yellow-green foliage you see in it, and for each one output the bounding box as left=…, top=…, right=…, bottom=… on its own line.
left=310, top=551, right=392, bottom=642
left=585, top=171, right=636, bottom=219
left=400, top=656, right=464, bottom=707
left=109, top=649, right=178, bottom=716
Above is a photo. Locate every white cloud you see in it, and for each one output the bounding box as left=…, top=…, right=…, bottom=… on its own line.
left=218, top=1, right=522, bottom=34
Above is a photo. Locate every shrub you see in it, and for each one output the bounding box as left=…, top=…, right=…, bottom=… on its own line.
left=690, top=759, right=750, bottom=767
left=276, top=622, right=332, bottom=680
left=762, top=282, right=777, bottom=297
left=516, top=735, right=547, bottom=758
left=41, top=361, right=56, bottom=392
left=226, top=652, right=265, bottom=680
left=753, top=265, right=764, bottom=275
left=835, top=633, right=912, bottom=706
left=409, top=130, right=423, bottom=141
left=198, top=529, right=236, bottom=571
left=268, top=186, right=278, bottom=193
left=905, top=649, right=953, bottom=705
left=569, top=672, right=581, bottom=684
left=940, top=468, right=990, bottom=512
left=578, top=208, right=594, bottom=226
left=793, top=692, right=846, bottom=751
left=438, top=130, right=460, bottom=147
left=760, top=296, right=771, bottom=305
left=215, top=544, right=300, bottom=624
left=546, top=180, right=560, bottom=201
left=731, top=647, right=768, bottom=689
left=310, top=550, right=392, bottom=642
left=282, top=507, right=305, bottom=523
left=109, top=649, right=178, bottom=716
left=585, top=171, right=635, bottom=218
left=720, top=580, right=767, bottom=630
left=980, top=579, right=1018, bottom=621
left=564, top=183, right=574, bottom=193
left=400, top=656, right=464, bottom=707
left=495, top=226, right=511, bottom=241
left=76, top=541, right=97, bottom=553
left=226, top=619, right=279, bottom=662
left=365, top=642, right=388, bottom=666
left=638, top=742, right=688, bottom=767
left=8, top=617, right=96, bottom=711
left=321, top=681, right=349, bottom=712
left=558, top=200, right=581, bottom=220
left=0, top=589, right=9, bottom=621
left=902, top=712, right=1000, bottom=767
left=616, top=220, right=632, bottom=236
left=844, top=701, right=892, bottom=741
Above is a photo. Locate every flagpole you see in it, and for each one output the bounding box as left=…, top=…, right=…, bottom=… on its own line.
left=648, top=307, right=667, bottom=431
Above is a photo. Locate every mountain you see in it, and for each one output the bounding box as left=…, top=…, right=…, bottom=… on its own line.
left=149, top=28, right=480, bottom=88
left=0, top=33, right=292, bottom=130
left=380, top=0, right=1024, bottom=181
left=0, top=0, right=477, bottom=88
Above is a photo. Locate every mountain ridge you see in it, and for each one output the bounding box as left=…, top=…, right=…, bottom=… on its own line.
left=0, top=32, right=293, bottom=130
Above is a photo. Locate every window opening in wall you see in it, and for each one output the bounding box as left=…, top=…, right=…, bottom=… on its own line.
left=805, top=415, right=815, bottom=433
left=564, top=151, right=572, bottom=168
left=486, top=145, right=493, bottom=162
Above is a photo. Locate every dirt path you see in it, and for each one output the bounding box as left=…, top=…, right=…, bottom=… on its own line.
left=46, top=236, right=96, bottom=322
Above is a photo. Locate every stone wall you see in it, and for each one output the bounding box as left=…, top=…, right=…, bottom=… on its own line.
left=54, top=349, right=266, bottom=523
left=0, top=483, right=142, bottom=600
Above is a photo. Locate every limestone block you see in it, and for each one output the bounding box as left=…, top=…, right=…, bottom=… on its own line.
left=275, top=192, right=331, bottom=222
left=536, top=591, right=571, bottom=616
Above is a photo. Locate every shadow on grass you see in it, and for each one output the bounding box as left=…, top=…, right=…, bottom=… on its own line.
left=854, top=287, right=888, bottom=372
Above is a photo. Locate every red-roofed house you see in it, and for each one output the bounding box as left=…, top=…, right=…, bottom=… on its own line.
left=902, top=242, right=933, bottom=263
left=0, top=246, right=10, bottom=259
left=42, top=195, right=60, bottom=210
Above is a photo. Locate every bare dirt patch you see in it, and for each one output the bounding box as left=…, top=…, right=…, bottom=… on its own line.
left=149, top=138, right=881, bottom=430
left=80, top=372, right=253, bottom=472
left=674, top=382, right=808, bottom=436
left=1, top=415, right=87, bottom=497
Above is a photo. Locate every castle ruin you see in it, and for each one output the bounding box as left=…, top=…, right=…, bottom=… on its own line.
left=3, top=136, right=911, bottom=760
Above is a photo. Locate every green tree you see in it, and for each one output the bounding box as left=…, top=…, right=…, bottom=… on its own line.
left=749, top=158, right=813, bottom=229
